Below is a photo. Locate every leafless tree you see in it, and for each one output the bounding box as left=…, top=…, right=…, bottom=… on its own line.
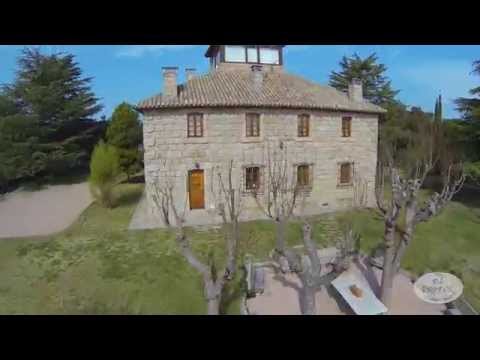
left=375, top=158, right=465, bottom=310
left=150, top=160, right=242, bottom=315
left=149, top=159, right=173, bottom=227
left=251, top=140, right=302, bottom=256
left=353, top=173, right=369, bottom=209
left=276, top=221, right=354, bottom=315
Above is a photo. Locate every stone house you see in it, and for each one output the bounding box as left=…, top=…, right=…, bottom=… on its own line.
left=135, top=45, right=386, bottom=228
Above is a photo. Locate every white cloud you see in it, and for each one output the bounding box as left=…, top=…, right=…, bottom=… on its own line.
left=115, top=45, right=199, bottom=58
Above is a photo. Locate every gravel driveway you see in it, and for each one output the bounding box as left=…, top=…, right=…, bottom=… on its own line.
left=0, top=183, right=92, bottom=239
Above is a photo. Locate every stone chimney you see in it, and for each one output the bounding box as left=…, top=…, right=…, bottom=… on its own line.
left=186, top=68, right=196, bottom=81
left=162, top=67, right=178, bottom=99
left=348, top=78, right=363, bottom=102
left=251, top=65, right=264, bottom=92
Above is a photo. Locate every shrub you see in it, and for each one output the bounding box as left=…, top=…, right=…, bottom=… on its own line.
left=106, top=102, right=143, bottom=180
left=89, top=140, right=120, bottom=208
left=465, top=162, right=480, bottom=185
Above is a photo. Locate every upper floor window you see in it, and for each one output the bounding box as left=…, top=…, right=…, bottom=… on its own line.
left=246, top=113, right=260, bottom=137
left=342, top=116, right=352, bottom=137
left=187, top=113, right=203, bottom=138
left=298, top=114, right=310, bottom=137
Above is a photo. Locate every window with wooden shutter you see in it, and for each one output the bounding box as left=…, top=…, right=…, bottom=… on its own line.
left=297, top=164, right=311, bottom=188
left=339, top=163, right=353, bottom=185
left=245, top=166, right=261, bottom=191
left=342, top=117, right=352, bottom=137
left=246, top=113, right=260, bottom=137
left=298, top=114, right=310, bottom=137
left=187, top=113, right=204, bottom=137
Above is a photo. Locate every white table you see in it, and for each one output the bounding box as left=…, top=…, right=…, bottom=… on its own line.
left=332, top=270, right=388, bottom=315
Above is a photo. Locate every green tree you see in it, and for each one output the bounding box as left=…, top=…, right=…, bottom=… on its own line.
left=0, top=47, right=104, bottom=192
left=329, top=53, right=399, bottom=106
left=106, top=102, right=143, bottom=180
left=455, top=60, right=480, bottom=161
left=434, top=94, right=443, bottom=125
left=89, top=141, right=120, bottom=208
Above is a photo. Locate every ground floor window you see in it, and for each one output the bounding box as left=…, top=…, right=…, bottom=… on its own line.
left=339, top=162, right=354, bottom=186
left=245, top=166, right=261, bottom=192
left=297, top=164, right=313, bottom=189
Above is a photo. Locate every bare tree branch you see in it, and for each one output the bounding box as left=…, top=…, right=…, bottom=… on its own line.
left=149, top=159, right=243, bottom=315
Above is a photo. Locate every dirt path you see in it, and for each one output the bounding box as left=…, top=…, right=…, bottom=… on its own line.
left=0, top=183, right=92, bottom=239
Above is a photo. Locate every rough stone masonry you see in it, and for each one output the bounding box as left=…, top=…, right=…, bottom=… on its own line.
left=142, top=107, right=378, bottom=227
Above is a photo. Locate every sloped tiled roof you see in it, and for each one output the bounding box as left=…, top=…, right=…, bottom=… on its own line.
left=136, top=70, right=386, bottom=114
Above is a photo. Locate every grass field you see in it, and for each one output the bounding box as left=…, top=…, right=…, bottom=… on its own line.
left=0, top=183, right=332, bottom=314
left=0, top=183, right=478, bottom=314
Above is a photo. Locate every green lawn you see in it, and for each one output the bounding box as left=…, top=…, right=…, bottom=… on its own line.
left=0, top=183, right=332, bottom=314
left=0, top=183, right=479, bottom=314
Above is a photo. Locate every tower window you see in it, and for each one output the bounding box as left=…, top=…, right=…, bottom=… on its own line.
left=247, top=47, right=259, bottom=63
left=259, top=47, right=280, bottom=65
left=225, top=46, right=246, bottom=63
left=222, top=46, right=282, bottom=65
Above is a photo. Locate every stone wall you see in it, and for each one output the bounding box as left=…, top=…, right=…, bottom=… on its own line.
left=143, top=107, right=378, bottom=227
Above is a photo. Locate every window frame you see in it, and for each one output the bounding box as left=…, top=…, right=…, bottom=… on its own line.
left=245, top=113, right=261, bottom=138
left=244, top=166, right=262, bottom=193
left=187, top=113, right=204, bottom=138
left=296, top=164, right=313, bottom=190
left=338, top=162, right=354, bottom=187
left=297, top=114, right=310, bottom=137
left=221, top=46, right=283, bottom=66
left=247, top=46, right=259, bottom=63
left=259, top=47, right=281, bottom=65
left=224, top=45, right=247, bottom=63
left=342, top=116, right=352, bottom=138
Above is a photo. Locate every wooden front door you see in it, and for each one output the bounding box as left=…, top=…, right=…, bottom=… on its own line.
left=188, top=170, right=205, bottom=210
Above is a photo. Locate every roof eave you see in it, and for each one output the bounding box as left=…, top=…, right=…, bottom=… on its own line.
left=136, top=103, right=386, bottom=115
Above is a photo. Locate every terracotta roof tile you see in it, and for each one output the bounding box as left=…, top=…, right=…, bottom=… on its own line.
left=136, top=70, right=386, bottom=114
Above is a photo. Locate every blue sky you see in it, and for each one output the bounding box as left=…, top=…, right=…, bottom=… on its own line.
left=1, top=45, right=479, bottom=119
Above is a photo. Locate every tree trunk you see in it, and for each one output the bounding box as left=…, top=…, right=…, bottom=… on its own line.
left=302, top=284, right=317, bottom=315
left=207, top=298, right=221, bottom=315
left=394, top=197, right=417, bottom=273
left=204, top=278, right=222, bottom=315
left=275, top=218, right=287, bottom=254
left=380, top=221, right=396, bottom=311
left=225, top=222, right=238, bottom=278
left=302, top=223, right=321, bottom=275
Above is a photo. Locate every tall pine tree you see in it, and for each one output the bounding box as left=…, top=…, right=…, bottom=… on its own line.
left=0, top=47, right=105, bottom=191
left=329, top=53, right=399, bottom=106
